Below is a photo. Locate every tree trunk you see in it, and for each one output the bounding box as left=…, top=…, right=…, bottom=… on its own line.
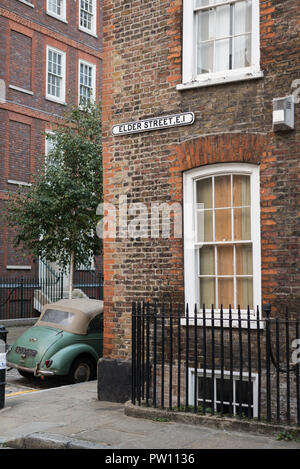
left=69, top=251, right=74, bottom=300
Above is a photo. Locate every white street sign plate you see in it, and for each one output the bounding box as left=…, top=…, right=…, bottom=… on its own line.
left=112, top=112, right=195, bottom=136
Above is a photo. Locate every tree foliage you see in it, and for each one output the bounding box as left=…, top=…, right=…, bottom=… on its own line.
left=6, top=102, right=103, bottom=276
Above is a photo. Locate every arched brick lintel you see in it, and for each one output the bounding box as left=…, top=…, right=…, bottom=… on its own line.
left=173, top=132, right=268, bottom=172
left=168, top=132, right=269, bottom=199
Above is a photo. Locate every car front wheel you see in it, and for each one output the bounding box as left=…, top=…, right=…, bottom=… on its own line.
left=68, top=357, right=95, bottom=384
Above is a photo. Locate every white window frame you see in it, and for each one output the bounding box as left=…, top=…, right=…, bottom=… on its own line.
left=46, top=0, right=67, bottom=22
left=78, top=0, right=97, bottom=37
left=178, top=0, right=263, bottom=90
left=183, top=163, right=261, bottom=323
left=16, top=0, right=34, bottom=8
left=78, top=59, right=96, bottom=106
left=189, top=368, right=259, bottom=418
left=46, top=45, right=66, bottom=104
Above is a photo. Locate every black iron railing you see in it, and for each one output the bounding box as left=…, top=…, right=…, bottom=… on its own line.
left=0, top=273, right=104, bottom=320
left=132, top=302, right=300, bottom=427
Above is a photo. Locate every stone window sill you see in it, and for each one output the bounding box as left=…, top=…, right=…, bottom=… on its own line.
left=177, top=70, right=264, bottom=91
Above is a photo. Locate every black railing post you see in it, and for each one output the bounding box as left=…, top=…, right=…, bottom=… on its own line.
left=177, top=306, right=181, bottom=409
left=169, top=303, right=173, bottom=410
left=247, top=306, right=252, bottom=419
left=256, top=306, right=261, bottom=421
left=275, top=317, right=280, bottom=423
left=146, top=301, right=150, bottom=407
left=60, top=273, right=64, bottom=300
left=20, top=277, right=24, bottom=318
left=229, top=305, right=233, bottom=418
left=131, top=302, right=137, bottom=405
left=185, top=304, right=189, bottom=412
left=211, top=305, right=215, bottom=416
left=285, top=308, right=290, bottom=425
left=193, top=304, right=197, bottom=413
left=264, top=303, right=271, bottom=422
left=161, top=304, right=165, bottom=409
left=0, top=326, right=8, bottom=410
left=153, top=303, right=157, bottom=408
left=296, top=319, right=300, bottom=426
left=202, top=305, right=207, bottom=415
left=136, top=302, right=142, bottom=405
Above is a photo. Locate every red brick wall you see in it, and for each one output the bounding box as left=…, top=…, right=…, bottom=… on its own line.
left=102, top=0, right=300, bottom=360
left=0, top=0, right=103, bottom=277
left=10, top=30, right=32, bottom=91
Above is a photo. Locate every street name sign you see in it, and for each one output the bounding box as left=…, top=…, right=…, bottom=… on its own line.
left=112, top=112, right=195, bottom=136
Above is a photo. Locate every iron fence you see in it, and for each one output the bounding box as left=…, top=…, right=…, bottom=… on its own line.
left=132, top=302, right=300, bottom=427
left=0, top=272, right=103, bottom=320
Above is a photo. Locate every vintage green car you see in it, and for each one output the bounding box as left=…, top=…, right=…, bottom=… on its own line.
left=6, top=299, right=103, bottom=383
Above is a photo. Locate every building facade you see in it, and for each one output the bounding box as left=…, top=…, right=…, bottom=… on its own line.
left=0, top=0, right=102, bottom=278
left=99, top=0, right=300, bottom=407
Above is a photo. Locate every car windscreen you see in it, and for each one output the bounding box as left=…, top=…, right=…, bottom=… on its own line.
left=40, top=309, right=75, bottom=327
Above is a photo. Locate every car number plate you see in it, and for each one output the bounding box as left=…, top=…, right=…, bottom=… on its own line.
left=15, top=346, right=37, bottom=358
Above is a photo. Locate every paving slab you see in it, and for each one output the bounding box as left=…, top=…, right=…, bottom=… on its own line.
left=1, top=381, right=300, bottom=449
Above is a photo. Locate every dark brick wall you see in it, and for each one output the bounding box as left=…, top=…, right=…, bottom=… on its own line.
left=101, top=0, right=300, bottom=360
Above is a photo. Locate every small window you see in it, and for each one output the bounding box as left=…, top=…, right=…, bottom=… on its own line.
left=190, top=369, right=258, bottom=418
left=47, top=0, right=66, bottom=21
left=46, top=46, right=66, bottom=103
left=79, top=0, right=97, bottom=36
left=78, top=60, right=96, bottom=105
left=180, top=0, right=261, bottom=88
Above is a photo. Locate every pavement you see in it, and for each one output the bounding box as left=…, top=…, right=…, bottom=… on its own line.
left=1, top=324, right=300, bottom=450
left=2, top=380, right=300, bottom=450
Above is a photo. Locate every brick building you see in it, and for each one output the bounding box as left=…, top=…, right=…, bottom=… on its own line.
left=99, top=0, right=300, bottom=412
left=0, top=0, right=102, bottom=278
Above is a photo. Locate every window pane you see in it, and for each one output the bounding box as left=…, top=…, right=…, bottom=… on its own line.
left=196, top=178, right=212, bottom=208
left=199, top=246, right=215, bottom=275
left=214, top=175, right=231, bottom=208
left=215, top=39, right=230, bottom=72
left=236, top=380, right=253, bottom=405
left=195, top=0, right=216, bottom=7
left=215, top=4, right=230, bottom=39
left=233, top=175, right=250, bottom=207
left=237, top=278, right=253, bottom=309
left=218, top=278, right=233, bottom=308
left=197, top=210, right=213, bottom=242
left=236, top=244, right=252, bottom=275
left=198, top=377, right=214, bottom=404
left=217, top=245, right=233, bottom=275
left=216, top=378, right=232, bottom=403
left=196, top=0, right=228, bottom=6
left=233, top=34, right=251, bottom=68
left=199, top=278, right=215, bottom=307
left=197, top=41, right=214, bottom=75
left=215, top=209, right=232, bottom=242
left=234, top=207, right=251, bottom=240
left=197, top=9, right=215, bottom=42
left=234, top=0, right=252, bottom=35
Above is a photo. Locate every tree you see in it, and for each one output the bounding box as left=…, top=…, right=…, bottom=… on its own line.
left=6, top=102, right=103, bottom=299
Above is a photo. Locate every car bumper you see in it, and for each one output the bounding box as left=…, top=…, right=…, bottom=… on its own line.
left=6, top=361, right=55, bottom=377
